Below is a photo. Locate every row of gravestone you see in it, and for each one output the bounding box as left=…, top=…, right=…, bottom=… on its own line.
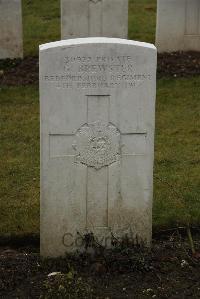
left=1, top=1, right=195, bottom=258
left=1, top=0, right=200, bottom=60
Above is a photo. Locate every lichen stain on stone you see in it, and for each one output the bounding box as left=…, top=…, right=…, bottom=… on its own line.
left=108, top=205, right=151, bottom=244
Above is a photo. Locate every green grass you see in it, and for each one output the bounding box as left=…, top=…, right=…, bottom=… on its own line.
left=129, top=0, right=156, bottom=43
left=0, top=78, right=199, bottom=235
left=22, top=0, right=60, bottom=56
left=154, top=78, right=200, bottom=230
left=0, top=86, right=40, bottom=235
left=22, top=0, right=156, bottom=56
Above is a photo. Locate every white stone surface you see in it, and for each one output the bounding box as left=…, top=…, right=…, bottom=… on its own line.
left=0, top=0, right=23, bottom=59
left=61, top=0, right=128, bottom=39
left=156, top=0, right=200, bottom=52
left=40, top=37, right=157, bottom=257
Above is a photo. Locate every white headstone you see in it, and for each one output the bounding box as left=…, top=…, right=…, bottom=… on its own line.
left=61, top=0, right=128, bottom=39
left=0, top=0, right=23, bottom=59
left=40, top=38, right=157, bottom=257
left=156, top=0, right=200, bottom=52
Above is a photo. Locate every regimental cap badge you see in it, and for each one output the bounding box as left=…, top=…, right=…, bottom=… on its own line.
left=75, top=121, right=120, bottom=170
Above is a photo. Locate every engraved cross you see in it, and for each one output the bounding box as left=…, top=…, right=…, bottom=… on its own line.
left=50, top=95, right=147, bottom=230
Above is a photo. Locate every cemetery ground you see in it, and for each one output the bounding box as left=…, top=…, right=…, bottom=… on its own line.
left=0, top=0, right=200, bottom=298
left=1, top=60, right=200, bottom=299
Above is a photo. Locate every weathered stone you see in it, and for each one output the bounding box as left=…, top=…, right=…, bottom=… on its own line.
left=156, top=0, right=200, bottom=52
left=40, top=38, right=157, bottom=257
left=61, top=0, right=128, bottom=39
left=0, top=0, right=23, bottom=59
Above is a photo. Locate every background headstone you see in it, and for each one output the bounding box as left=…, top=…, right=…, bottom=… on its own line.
left=61, top=0, right=128, bottom=39
left=40, top=37, right=157, bottom=257
left=0, top=0, right=23, bottom=59
left=156, top=0, right=200, bottom=52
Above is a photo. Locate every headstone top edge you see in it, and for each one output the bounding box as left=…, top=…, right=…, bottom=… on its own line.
left=39, top=37, right=157, bottom=52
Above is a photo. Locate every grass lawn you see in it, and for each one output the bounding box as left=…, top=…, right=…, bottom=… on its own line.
left=0, top=86, right=40, bottom=235
left=22, top=0, right=156, bottom=56
left=0, top=0, right=199, bottom=237
left=154, top=78, right=200, bottom=230
left=129, top=0, right=156, bottom=44
left=0, top=78, right=199, bottom=236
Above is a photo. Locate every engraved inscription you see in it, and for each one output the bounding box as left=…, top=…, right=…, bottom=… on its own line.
left=43, top=55, right=151, bottom=89
left=75, top=121, right=120, bottom=169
